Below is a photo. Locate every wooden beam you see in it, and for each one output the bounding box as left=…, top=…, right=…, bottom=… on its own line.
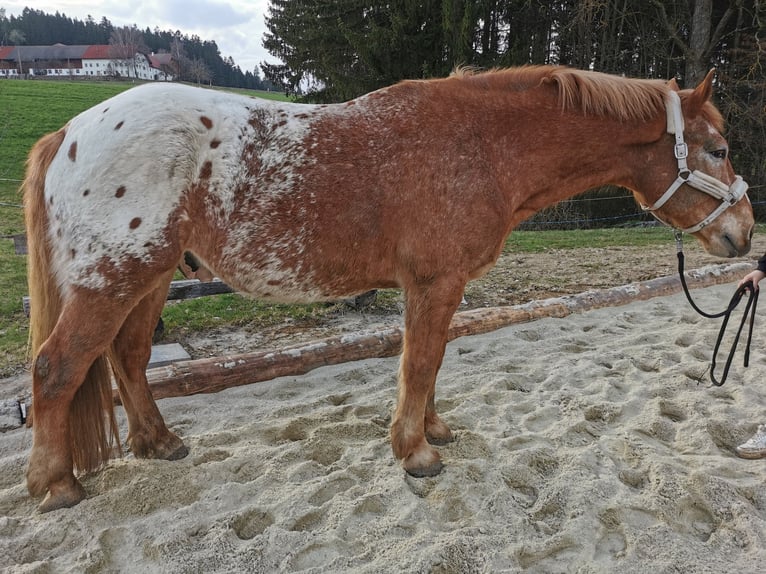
left=165, top=278, right=234, bottom=299
left=127, top=261, right=752, bottom=403
left=137, top=327, right=404, bottom=403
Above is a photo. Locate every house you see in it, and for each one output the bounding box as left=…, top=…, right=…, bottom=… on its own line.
left=0, top=44, right=175, bottom=81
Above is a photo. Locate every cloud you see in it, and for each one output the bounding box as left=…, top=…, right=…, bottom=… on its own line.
left=159, top=0, right=252, bottom=29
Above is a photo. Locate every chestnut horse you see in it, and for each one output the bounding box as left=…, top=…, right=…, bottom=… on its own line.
left=23, top=66, right=752, bottom=512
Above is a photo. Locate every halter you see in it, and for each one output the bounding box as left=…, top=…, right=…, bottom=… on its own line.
left=641, top=90, right=749, bottom=234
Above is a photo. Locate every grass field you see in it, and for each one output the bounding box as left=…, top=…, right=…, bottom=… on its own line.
left=0, top=79, right=709, bottom=378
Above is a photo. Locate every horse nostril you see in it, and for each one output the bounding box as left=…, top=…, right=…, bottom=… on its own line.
left=722, top=233, right=738, bottom=257
left=723, top=232, right=751, bottom=257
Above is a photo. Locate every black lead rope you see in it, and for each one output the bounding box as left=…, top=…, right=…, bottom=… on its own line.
left=675, top=232, right=758, bottom=386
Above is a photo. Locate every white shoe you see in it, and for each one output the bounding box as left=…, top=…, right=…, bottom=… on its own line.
left=736, top=424, right=766, bottom=459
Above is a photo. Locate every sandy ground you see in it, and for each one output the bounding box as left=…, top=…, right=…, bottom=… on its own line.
left=1, top=276, right=766, bottom=573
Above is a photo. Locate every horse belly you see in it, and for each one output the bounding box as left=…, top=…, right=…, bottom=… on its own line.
left=213, top=218, right=393, bottom=304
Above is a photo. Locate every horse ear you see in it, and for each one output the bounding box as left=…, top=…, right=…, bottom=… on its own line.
left=688, top=69, right=715, bottom=111
left=667, top=78, right=681, bottom=92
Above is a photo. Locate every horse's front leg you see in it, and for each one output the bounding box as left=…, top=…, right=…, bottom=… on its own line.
left=391, top=277, right=464, bottom=477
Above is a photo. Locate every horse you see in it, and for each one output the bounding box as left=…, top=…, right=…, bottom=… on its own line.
left=23, top=66, right=753, bottom=512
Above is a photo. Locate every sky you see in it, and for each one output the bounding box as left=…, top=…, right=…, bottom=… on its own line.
left=2, top=1, right=278, bottom=73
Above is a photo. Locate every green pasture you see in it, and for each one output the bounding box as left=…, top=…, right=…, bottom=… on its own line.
left=0, top=79, right=733, bottom=378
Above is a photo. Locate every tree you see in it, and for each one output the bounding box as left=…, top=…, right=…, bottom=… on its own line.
left=651, top=0, right=739, bottom=85
left=263, top=0, right=450, bottom=102
left=8, top=28, right=25, bottom=45
left=169, top=36, right=187, bottom=79
left=109, top=25, right=146, bottom=78
left=188, top=57, right=212, bottom=85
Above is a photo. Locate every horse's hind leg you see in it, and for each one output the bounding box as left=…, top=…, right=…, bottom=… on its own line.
left=111, top=270, right=188, bottom=460
left=27, top=293, right=134, bottom=512
left=391, top=276, right=464, bottom=477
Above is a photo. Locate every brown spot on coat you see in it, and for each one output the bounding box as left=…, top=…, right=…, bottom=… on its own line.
left=115, top=121, right=124, bottom=130
left=115, top=186, right=126, bottom=198
left=83, top=189, right=90, bottom=197
left=210, top=139, right=221, bottom=149
left=200, top=116, right=214, bottom=130
left=199, top=161, right=213, bottom=180
left=68, top=142, right=77, bottom=161
left=129, top=217, right=142, bottom=229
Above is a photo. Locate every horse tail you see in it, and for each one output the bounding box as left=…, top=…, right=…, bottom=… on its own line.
left=24, top=128, right=120, bottom=473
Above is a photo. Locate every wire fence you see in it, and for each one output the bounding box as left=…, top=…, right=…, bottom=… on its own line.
left=517, top=186, right=766, bottom=230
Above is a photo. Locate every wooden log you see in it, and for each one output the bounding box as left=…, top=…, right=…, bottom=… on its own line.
left=137, top=327, right=404, bottom=402
left=129, top=261, right=752, bottom=403
left=165, top=278, right=234, bottom=300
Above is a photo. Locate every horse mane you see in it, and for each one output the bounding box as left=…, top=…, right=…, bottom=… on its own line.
left=449, top=66, right=723, bottom=129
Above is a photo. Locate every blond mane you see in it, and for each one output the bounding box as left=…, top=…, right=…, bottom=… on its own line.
left=453, top=66, right=670, bottom=123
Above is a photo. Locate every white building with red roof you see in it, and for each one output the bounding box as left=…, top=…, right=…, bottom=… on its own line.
left=0, top=44, right=175, bottom=80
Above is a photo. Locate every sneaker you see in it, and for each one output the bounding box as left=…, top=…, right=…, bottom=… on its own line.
left=736, top=424, right=766, bottom=459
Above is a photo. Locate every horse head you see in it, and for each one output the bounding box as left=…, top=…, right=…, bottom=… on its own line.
left=636, top=70, right=753, bottom=257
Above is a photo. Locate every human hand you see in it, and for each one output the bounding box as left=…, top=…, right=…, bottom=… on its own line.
left=739, top=269, right=766, bottom=290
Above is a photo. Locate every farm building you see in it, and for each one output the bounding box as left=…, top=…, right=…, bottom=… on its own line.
left=0, top=44, right=175, bottom=81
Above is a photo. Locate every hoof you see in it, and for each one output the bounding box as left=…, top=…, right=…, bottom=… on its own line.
left=425, top=415, right=454, bottom=446
left=426, top=429, right=454, bottom=446
left=129, top=431, right=188, bottom=460
left=404, top=458, right=444, bottom=478
left=37, top=479, right=86, bottom=513
left=402, top=447, right=444, bottom=477
left=165, top=443, right=189, bottom=461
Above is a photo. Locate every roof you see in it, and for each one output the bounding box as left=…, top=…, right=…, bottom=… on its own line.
left=81, top=45, right=112, bottom=59
left=149, top=52, right=173, bottom=68
left=0, top=45, right=94, bottom=60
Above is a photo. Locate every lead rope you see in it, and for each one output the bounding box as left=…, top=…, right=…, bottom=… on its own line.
left=675, top=231, right=758, bottom=385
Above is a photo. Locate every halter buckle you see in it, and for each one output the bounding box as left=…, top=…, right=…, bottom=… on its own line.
left=674, top=230, right=684, bottom=253
left=674, top=142, right=688, bottom=160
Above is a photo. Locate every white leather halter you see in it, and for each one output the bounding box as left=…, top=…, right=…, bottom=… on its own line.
left=642, top=90, right=748, bottom=234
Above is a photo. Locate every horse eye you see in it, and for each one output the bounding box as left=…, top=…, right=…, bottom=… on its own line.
left=710, top=149, right=727, bottom=160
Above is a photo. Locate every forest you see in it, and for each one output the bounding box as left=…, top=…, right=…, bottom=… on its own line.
left=262, top=0, right=765, bottom=192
